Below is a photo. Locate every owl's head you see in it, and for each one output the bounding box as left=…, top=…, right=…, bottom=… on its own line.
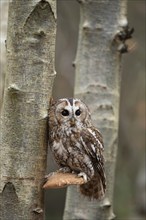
left=49, top=98, right=91, bottom=127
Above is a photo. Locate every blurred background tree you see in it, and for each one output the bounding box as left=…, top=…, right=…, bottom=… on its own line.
left=0, top=0, right=145, bottom=219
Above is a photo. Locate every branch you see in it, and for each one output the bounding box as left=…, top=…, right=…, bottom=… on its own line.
left=43, top=172, right=85, bottom=189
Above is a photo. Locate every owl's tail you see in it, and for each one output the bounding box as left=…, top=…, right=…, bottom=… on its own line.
left=80, top=174, right=106, bottom=199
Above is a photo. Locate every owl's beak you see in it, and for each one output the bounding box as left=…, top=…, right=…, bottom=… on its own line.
left=70, top=117, right=75, bottom=126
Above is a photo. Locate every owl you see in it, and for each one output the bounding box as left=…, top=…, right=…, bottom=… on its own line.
left=48, top=98, right=106, bottom=199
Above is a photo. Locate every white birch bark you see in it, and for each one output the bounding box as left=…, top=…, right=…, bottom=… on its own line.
left=63, top=0, right=127, bottom=219
left=0, top=1, right=56, bottom=219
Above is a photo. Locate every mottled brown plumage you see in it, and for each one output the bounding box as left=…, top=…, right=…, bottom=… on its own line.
left=48, top=98, right=106, bottom=199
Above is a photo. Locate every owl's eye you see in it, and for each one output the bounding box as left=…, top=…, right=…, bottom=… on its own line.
left=75, top=109, right=81, bottom=116
left=61, top=109, right=69, bottom=116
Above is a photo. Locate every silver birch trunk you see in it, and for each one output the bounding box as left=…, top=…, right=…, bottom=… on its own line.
left=63, top=0, right=127, bottom=219
left=0, top=1, right=56, bottom=220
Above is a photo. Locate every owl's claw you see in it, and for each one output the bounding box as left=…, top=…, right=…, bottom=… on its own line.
left=78, top=172, right=88, bottom=182
left=44, top=172, right=55, bottom=184
left=58, top=167, right=71, bottom=173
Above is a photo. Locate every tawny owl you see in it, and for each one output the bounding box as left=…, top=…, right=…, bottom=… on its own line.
left=48, top=98, right=106, bottom=199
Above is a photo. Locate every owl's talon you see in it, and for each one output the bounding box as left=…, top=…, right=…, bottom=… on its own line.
left=58, top=167, right=71, bottom=173
left=44, top=172, right=54, bottom=179
left=44, top=172, right=55, bottom=184
left=78, top=172, right=88, bottom=182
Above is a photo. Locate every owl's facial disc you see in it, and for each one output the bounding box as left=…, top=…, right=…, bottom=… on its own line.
left=55, top=98, right=90, bottom=126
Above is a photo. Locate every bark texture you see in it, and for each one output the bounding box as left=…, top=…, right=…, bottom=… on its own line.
left=63, top=0, right=127, bottom=219
left=0, top=1, right=56, bottom=220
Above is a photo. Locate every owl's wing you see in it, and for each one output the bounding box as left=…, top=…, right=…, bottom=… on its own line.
left=80, top=127, right=106, bottom=191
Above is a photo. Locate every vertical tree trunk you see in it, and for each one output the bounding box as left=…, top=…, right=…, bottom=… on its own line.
left=0, top=1, right=56, bottom=220
left=63, top=0, right=127, bottom=219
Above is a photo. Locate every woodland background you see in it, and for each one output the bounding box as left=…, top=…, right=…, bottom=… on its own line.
left=0, top=0, right=145, bottom=219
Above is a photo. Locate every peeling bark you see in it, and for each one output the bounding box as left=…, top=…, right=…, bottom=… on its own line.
left=63, top=0, right=127, bottom=219
left=0, top=1, right=56, bottom=220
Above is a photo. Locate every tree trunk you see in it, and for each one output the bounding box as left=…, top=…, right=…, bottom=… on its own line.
left=63, top=0, right=127, bottom=219
left=0, top=1, right=56, bottom=220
